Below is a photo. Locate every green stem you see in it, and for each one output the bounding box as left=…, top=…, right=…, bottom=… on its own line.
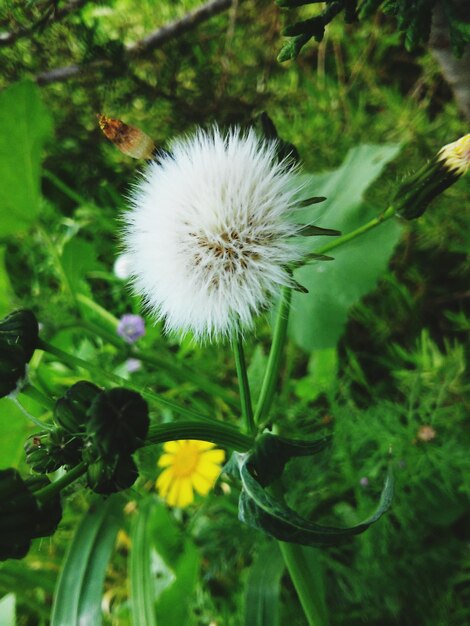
left=254, top=286, right=292, bottom=426
left=37, top=338, right=217, bottom=423
left=147, top=421, right=253, bottom=451
left=21, top=384, right=55, bottom=411
left=232, top=334, right=255, bottom=433
left=306, top=205, right=396, bottom=261
left=10, top=397, right=54, bottom=431
left=34, top=462, right=87, bottom=502
left=279, top=543, right=328, bottom=626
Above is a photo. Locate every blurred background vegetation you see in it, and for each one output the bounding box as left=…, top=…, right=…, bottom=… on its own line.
left=0, top=1, right=469, bottom=625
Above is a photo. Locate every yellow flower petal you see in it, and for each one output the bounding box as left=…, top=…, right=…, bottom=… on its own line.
left=176, top=479, right=194, bottom=507
left=163, top=440, right=182, bottom=454
left=156, top=468, right=173, bottom=497
left=201, top=449, right=225, bottom=464
left=166, top=480, right=181, bottom=507
left=191, top=472, right=213, bottom=496
left=199, top=462, right=223, bottom=482
left=192, top=440, right=216, bottom=451
left=158, top=453, right=175, bottom=468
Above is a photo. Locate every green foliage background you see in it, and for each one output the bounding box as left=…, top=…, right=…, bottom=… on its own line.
left=0, top=1, right=469, bottom=625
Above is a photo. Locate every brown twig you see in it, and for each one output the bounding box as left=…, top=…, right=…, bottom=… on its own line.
left=36, top=0, right=236, bottom=86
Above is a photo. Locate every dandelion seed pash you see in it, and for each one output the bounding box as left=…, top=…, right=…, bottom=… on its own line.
left=156, top=440, right=225, bottom=507
left=123, top=127, right=304, bottom=341
left=117, top=314, right=145, bottom=344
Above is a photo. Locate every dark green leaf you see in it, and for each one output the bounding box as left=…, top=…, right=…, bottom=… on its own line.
left=244, top=543, right=284, bottom=626
left=51, top=495, right=124, bottom=626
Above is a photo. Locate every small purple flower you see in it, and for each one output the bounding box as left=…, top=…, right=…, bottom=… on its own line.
left=359, top=476, right=369, bottom=488
left=125, top=358, right=142, bottom=373
left=117, top=314, right=146, bottom=344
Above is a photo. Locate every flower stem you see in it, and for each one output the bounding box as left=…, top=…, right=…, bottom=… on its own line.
left=306, top=205, right=396, bottom=261
left=147, top=421, right=253, bottom=451
left=232, top=334, right=255, bottom=434
left=10, top=396, right=54, bottom=431
left=20, top=384, right=55, bottom=411
left=37, top=338, right=219, bottom=423
left=279, top=542, right=328, bottom=626
left=34, top=462, right=87, bottom=503
left=254, top=286, right=292, bottom=426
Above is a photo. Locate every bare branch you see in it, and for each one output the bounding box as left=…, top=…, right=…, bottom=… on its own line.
left=36, top=0, right=236, bottom=86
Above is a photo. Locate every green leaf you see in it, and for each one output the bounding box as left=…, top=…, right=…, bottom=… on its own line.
left=0, top=248, right=13, bottom=317
left=129, top=498, right=158, bottom=626
left=244, top=543, right=284, bottom=626
left=51, top=495, right=124, bottom=626
left=146, top=502, right=200, bottom=625
left=61, top=238, right=103, bottom=294
left=0, top=82, right=52, bottom=237
left=231, top=449, right=393, bottom=547
left=294, top=348, right=338, bottom=402
left=290, top=144, right=402, bottom=351
left=0, top=398, right=35, bottom=469
left=0, top=593, right=15, bottom=626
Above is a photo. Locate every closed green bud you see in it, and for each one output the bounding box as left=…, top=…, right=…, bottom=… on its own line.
left=0, top=469, right=62, bottom=561
left=0, top=310, right=39, bottom=398
left=54, top=381, right=101, bottom=434
left=86, top=388, right=149, bottom=459
left=394, top=134, right=470, bottom=220
left=25, top=429, right=82, bottom=474
left=0, top=309, right=39, bottom=362
left=86, top=455, right=138, bottom=495
left=0, top=344, right=26, bottom=398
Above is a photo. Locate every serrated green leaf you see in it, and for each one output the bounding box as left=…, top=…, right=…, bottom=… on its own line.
left=290, top=143, right=402, bottom=351
left=51, top=495, right=124, bottom=626
left=129, top=498, right=158, bottom=626
left=0, top=82, right=52, bottom=237
left=244, top=543, right=284, bottom=626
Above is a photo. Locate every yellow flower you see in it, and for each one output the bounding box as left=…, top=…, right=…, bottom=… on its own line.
left=438, top=133, right=470, bottom=176
left=156, top=440, right=225, bottom=507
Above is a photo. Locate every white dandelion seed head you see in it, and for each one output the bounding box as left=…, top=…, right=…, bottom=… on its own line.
left=122, top=127, right=304, bottom=341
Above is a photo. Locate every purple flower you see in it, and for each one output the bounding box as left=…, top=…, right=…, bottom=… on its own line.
left=117, top=314, right=146, bottom=344
left=359, top=477, right=369, bottom=488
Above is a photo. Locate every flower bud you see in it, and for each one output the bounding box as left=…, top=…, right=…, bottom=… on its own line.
left=53, top=381, right=101, bottom=434
left=393, top=134, right=470, bottom=219
left=25, top=429, right=82, bottom=474
left=0, top=469, right=62, bottom=561
left=0, top=310, right=39, bottom=398
left=86, top=455, right=138, bottom=494
left=86, top=388, right=149, bottom=459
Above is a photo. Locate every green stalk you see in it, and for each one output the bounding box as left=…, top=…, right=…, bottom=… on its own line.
left=254, top=286, right=292, bottom=426
left=37, top=338, right=217, bottom=423
left=34, top=462, right=87, bottom=503
left=20, top=384, right=55, bottom=411
left=279, top=543, right=327, bottom=626
left=305, top=205, right=396, bottom=261
left=147, top=421, right=253, bottom=451
left=232, top=334, right=255, bottom=433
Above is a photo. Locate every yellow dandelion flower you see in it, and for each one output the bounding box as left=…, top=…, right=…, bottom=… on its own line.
left=438, top=133, right=470, bottom=176
left=156, top=440, right=225, bottom=508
